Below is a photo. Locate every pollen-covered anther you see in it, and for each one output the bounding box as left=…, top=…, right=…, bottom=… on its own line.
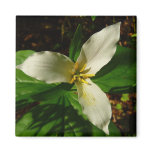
left=69, top=77, right=75, bottom=84
left=70, top=73, right=95, bottom=84
left=80, top=74, right=95, bottom=79
left=69, top=62, right=95, bottom=84
left=79, top=78, right=89, bottom=84
left=80, top=64, right=87, bottom=72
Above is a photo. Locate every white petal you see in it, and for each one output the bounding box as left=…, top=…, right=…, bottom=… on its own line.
left=77, top=22, right=121, bottom=74
left=17, top=51, right=74, bottom=84
left=75, top=79, right=112, bottom=135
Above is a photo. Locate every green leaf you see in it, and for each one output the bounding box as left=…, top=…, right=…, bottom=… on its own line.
left=121, top=94, right=129, bottom=102
left=116, top=104, right=122, bottom=110
left=108, top=121, right=121, bottom=136
left=16, top=76, right=58, bottom=103
left=131, top=33, right=137, bottom=37
left=69, top=24, right=83, bottom=62
left=93, top=45, right=136, bottom=93
left=91, top=16, right=96, bottom=22
left=16, top=93, right=121, bottom=136
left=16, top=112, right=38, bottom=136
left=16, top=79, right=72, bottom=110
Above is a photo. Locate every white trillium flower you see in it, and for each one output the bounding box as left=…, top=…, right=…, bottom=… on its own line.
left=17, top=22, right=121, bottom=135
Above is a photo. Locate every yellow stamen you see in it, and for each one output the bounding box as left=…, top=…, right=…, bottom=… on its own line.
left=70, top=62, right=95, bottom=85
left=80, top=78, right=89, bottom=84
left=80, top=74, right=95, bottom=78
left=74, top=62, right=79, bottom=71
left=80, top=64, right=86, bottom=72
left=69, top=78, right=74, bottom=84
left=69, top=76, right=76, bottom=84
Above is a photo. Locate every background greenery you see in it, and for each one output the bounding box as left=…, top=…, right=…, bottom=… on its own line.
left=16, top=16, right=136, bottom=136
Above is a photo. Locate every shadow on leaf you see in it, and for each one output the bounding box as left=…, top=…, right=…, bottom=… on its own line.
left=94, top=45, right=136, bottom=78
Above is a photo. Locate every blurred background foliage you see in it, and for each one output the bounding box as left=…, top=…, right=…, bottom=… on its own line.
left=16, top=16, right=136, bottom=136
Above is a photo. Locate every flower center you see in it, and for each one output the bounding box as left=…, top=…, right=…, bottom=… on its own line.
left=70, top=62, right=95, bottom=84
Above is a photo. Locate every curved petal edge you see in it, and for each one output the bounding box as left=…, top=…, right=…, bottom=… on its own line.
left=75, top=79, right=112, bottom=135
left=16, top=51, right=74, bottom=84
left=77, top=22, right=121, bottom=74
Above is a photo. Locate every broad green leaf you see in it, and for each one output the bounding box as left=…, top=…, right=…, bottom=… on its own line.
left=16, top=112, right=38, bottom=136
left=93, top=45, right=136, bottom=93
left=69, top=24, right=83, bottom=62
left=16, top=93, right=121, bottom=136
left=108, top=121, right=121, bottom=136
left=16, top=80, right=72, bottom=110
left=67, top=92, right=88, bottom=120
